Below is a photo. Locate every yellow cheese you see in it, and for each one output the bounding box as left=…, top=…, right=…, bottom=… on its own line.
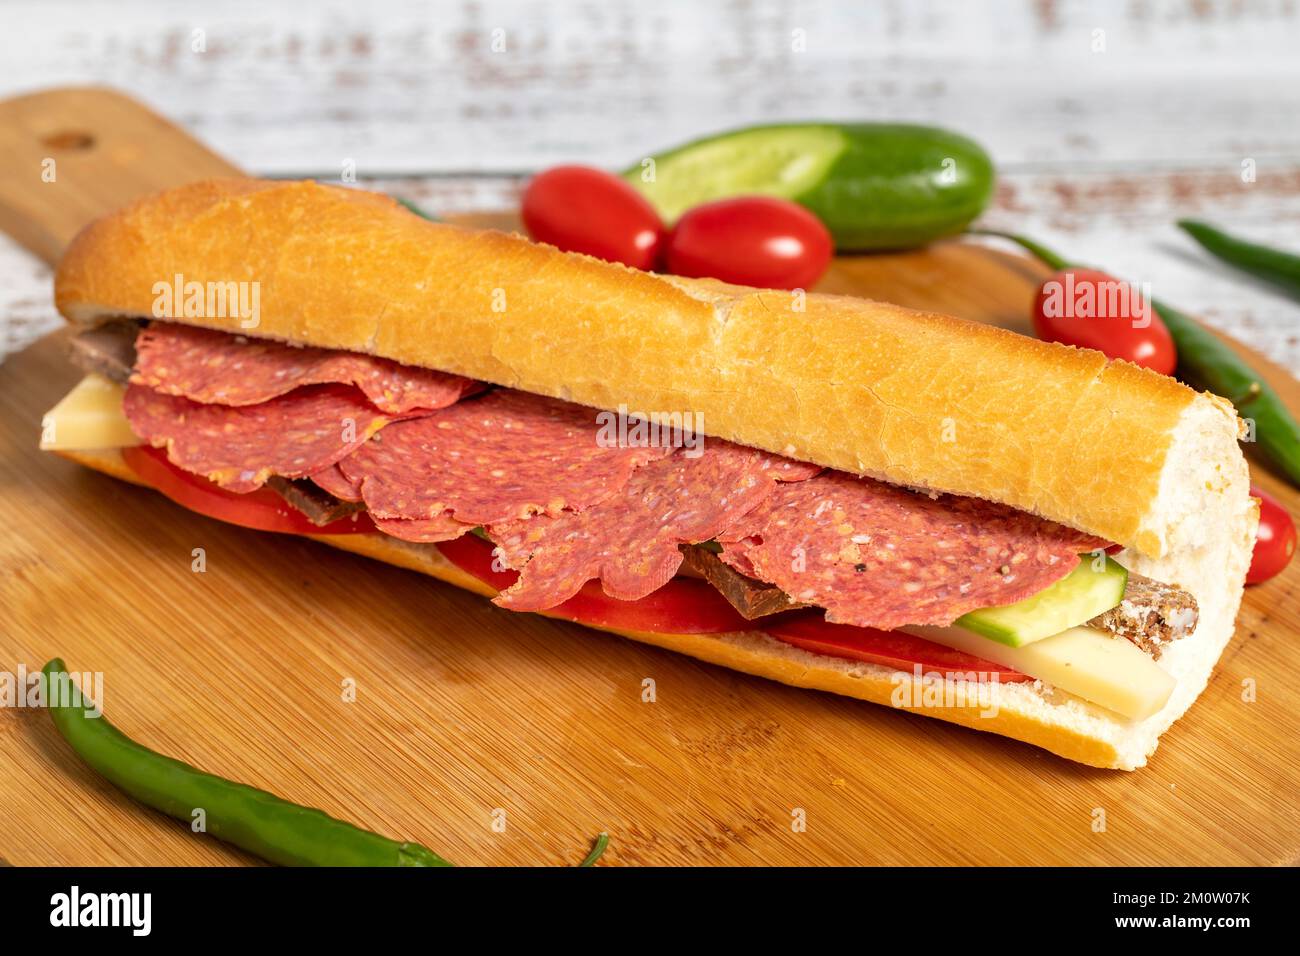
left=904, top=624, right=1175, bottom=721
left=40, top=374, right=141, bottom=451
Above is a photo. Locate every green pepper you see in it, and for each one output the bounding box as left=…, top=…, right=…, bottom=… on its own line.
left=395, top=196, right=440, bottom=222
left=624, top=123, right=995, bottom=251
left=975, top=230, right=1300, bottom=487
left=42, top=658, right=453, bottom=867
left=1177, top=220, right=1300, bottom=300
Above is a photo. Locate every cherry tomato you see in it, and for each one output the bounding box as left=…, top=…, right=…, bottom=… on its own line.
left=665, top=196, right=833, bottom=290
left=1247, top=485, right=1296, bottom=585
left=521, top=165, right=665, bottom=270
left=1031, top=268, right=1176, bottom=375
left=122, top=446, right=374, bottom=536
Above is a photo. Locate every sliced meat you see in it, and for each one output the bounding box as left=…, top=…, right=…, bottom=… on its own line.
left=717, top=471, right=1107, bottom=630
left=1087, top=573, right=1199, bottom=658
left=309, top=463, right=364, bottom=502
left=265, top=476, right=366, bottom=527
left=490, top=441, right=817, bottom=611
left=132, top=322, right=480, bottom=414
left=372, top=513, right=476, bottom=543
left=338, top=388, right=672, bottom=526
left=680, top=544, right=808, bottom=619
left=68, top=321, right=141, bottom=384
left=123, top=382, right=398, bottom=492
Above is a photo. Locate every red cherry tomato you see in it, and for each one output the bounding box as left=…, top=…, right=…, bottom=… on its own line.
left=665, top=196, right=833, bottom=290
left=521, top=165, right=665, bottom=270
left=1247, top=485, right=1296, bottom=585
left=1031, top=268, right=1176, bottom=375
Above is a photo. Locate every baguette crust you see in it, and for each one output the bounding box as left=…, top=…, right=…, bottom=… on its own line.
left=55, top=178, right=1218, bottom=557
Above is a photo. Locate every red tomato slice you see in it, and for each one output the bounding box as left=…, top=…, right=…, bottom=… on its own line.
left=765, top=612, right=1031, bottom=683
left=665, top=196, right=832, bottom=290
left=1247, top=485, right=1296, bottom=585
left=122, top=445, right=375, bottom=536
left=434, top=533, right=751, bottom=634
left=437, top=534, right=1029, bottom=682
left=1032, top=268, right=1176, bottom=375
left=521, top=165, right=666, bottom=270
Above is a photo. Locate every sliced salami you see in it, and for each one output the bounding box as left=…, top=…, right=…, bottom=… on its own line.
left=491, top=441, right=820, bottom=611
left=338, top=389, right=672, bottom=524
left=718, top=471, right=1107, bottom=630
left=133, top=322, right=479, bottom=414
left=123, top=382, right=395, bottom=493
left=309, top=463, right=364, bottom=502
left=372, top=513, right=476, bottom=543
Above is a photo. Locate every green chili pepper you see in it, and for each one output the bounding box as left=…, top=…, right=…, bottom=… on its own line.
left=972, top=230, right=1300, bottom=487
left=1178, top=220, right=1300, bottom=300
left=41, top=658, right=453, bottom=867
left=578, top=831, right=609, bottom=867
left=395, top=196, right=441, bottom=222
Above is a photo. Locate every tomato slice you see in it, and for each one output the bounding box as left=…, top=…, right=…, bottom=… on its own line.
left=436, top=534, right=1028, bottom=683
left=434, top=533, right=751, bottom=634
left=122, top=445, right=375, bottom=536
left=765, top=612, right=1031, bottom=683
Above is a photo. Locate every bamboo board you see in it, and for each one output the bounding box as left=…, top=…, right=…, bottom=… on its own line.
left=1, top=88, right=1297, bottom=866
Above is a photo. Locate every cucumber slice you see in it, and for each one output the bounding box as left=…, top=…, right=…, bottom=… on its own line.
left=624, top=122, right=995, bottom=251
left=956, top=556, right=1128, bottom=648
left=625, top=125, right=848, bottom=224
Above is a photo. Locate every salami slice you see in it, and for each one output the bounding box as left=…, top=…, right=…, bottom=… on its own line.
left=309, top=463, right=364, bottom=502
left=372, top=513, right=475, bottom=543
left=338, top=389, right=672, bottom=524
left=123, top=382, right=395, bottom=493
left=133, top=322, right=479, bottom=414
left=491, top=441, right=819, bottom=611
left=718, top=471, right=1107, bottom=630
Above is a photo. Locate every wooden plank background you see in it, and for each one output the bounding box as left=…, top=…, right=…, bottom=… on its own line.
left=4, top=0, right=1299, bottom=173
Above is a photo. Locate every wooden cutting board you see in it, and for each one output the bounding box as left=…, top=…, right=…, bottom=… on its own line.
left=1, top=88, right=1297, bottom=867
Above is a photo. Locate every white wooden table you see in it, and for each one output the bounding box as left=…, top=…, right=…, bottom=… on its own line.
left=3, top=0, right=1299, bottom=371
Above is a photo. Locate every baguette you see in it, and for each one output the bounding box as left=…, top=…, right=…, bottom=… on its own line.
left=51, top=178, right=1260, bottom=769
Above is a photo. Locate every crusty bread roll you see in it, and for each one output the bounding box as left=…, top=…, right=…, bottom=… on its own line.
left=51, top=178, right=1259, bottom=769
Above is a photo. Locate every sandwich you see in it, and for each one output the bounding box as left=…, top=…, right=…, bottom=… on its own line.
left=42, top=178, right=1258, bottom=771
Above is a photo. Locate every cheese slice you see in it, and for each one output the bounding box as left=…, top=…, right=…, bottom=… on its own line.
left=904, top=623, right=1175, bottom=721
left=40, top=374, right=141, bottom=451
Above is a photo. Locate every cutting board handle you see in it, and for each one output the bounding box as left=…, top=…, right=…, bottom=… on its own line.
left=0, top=87, right=242, bottom=265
